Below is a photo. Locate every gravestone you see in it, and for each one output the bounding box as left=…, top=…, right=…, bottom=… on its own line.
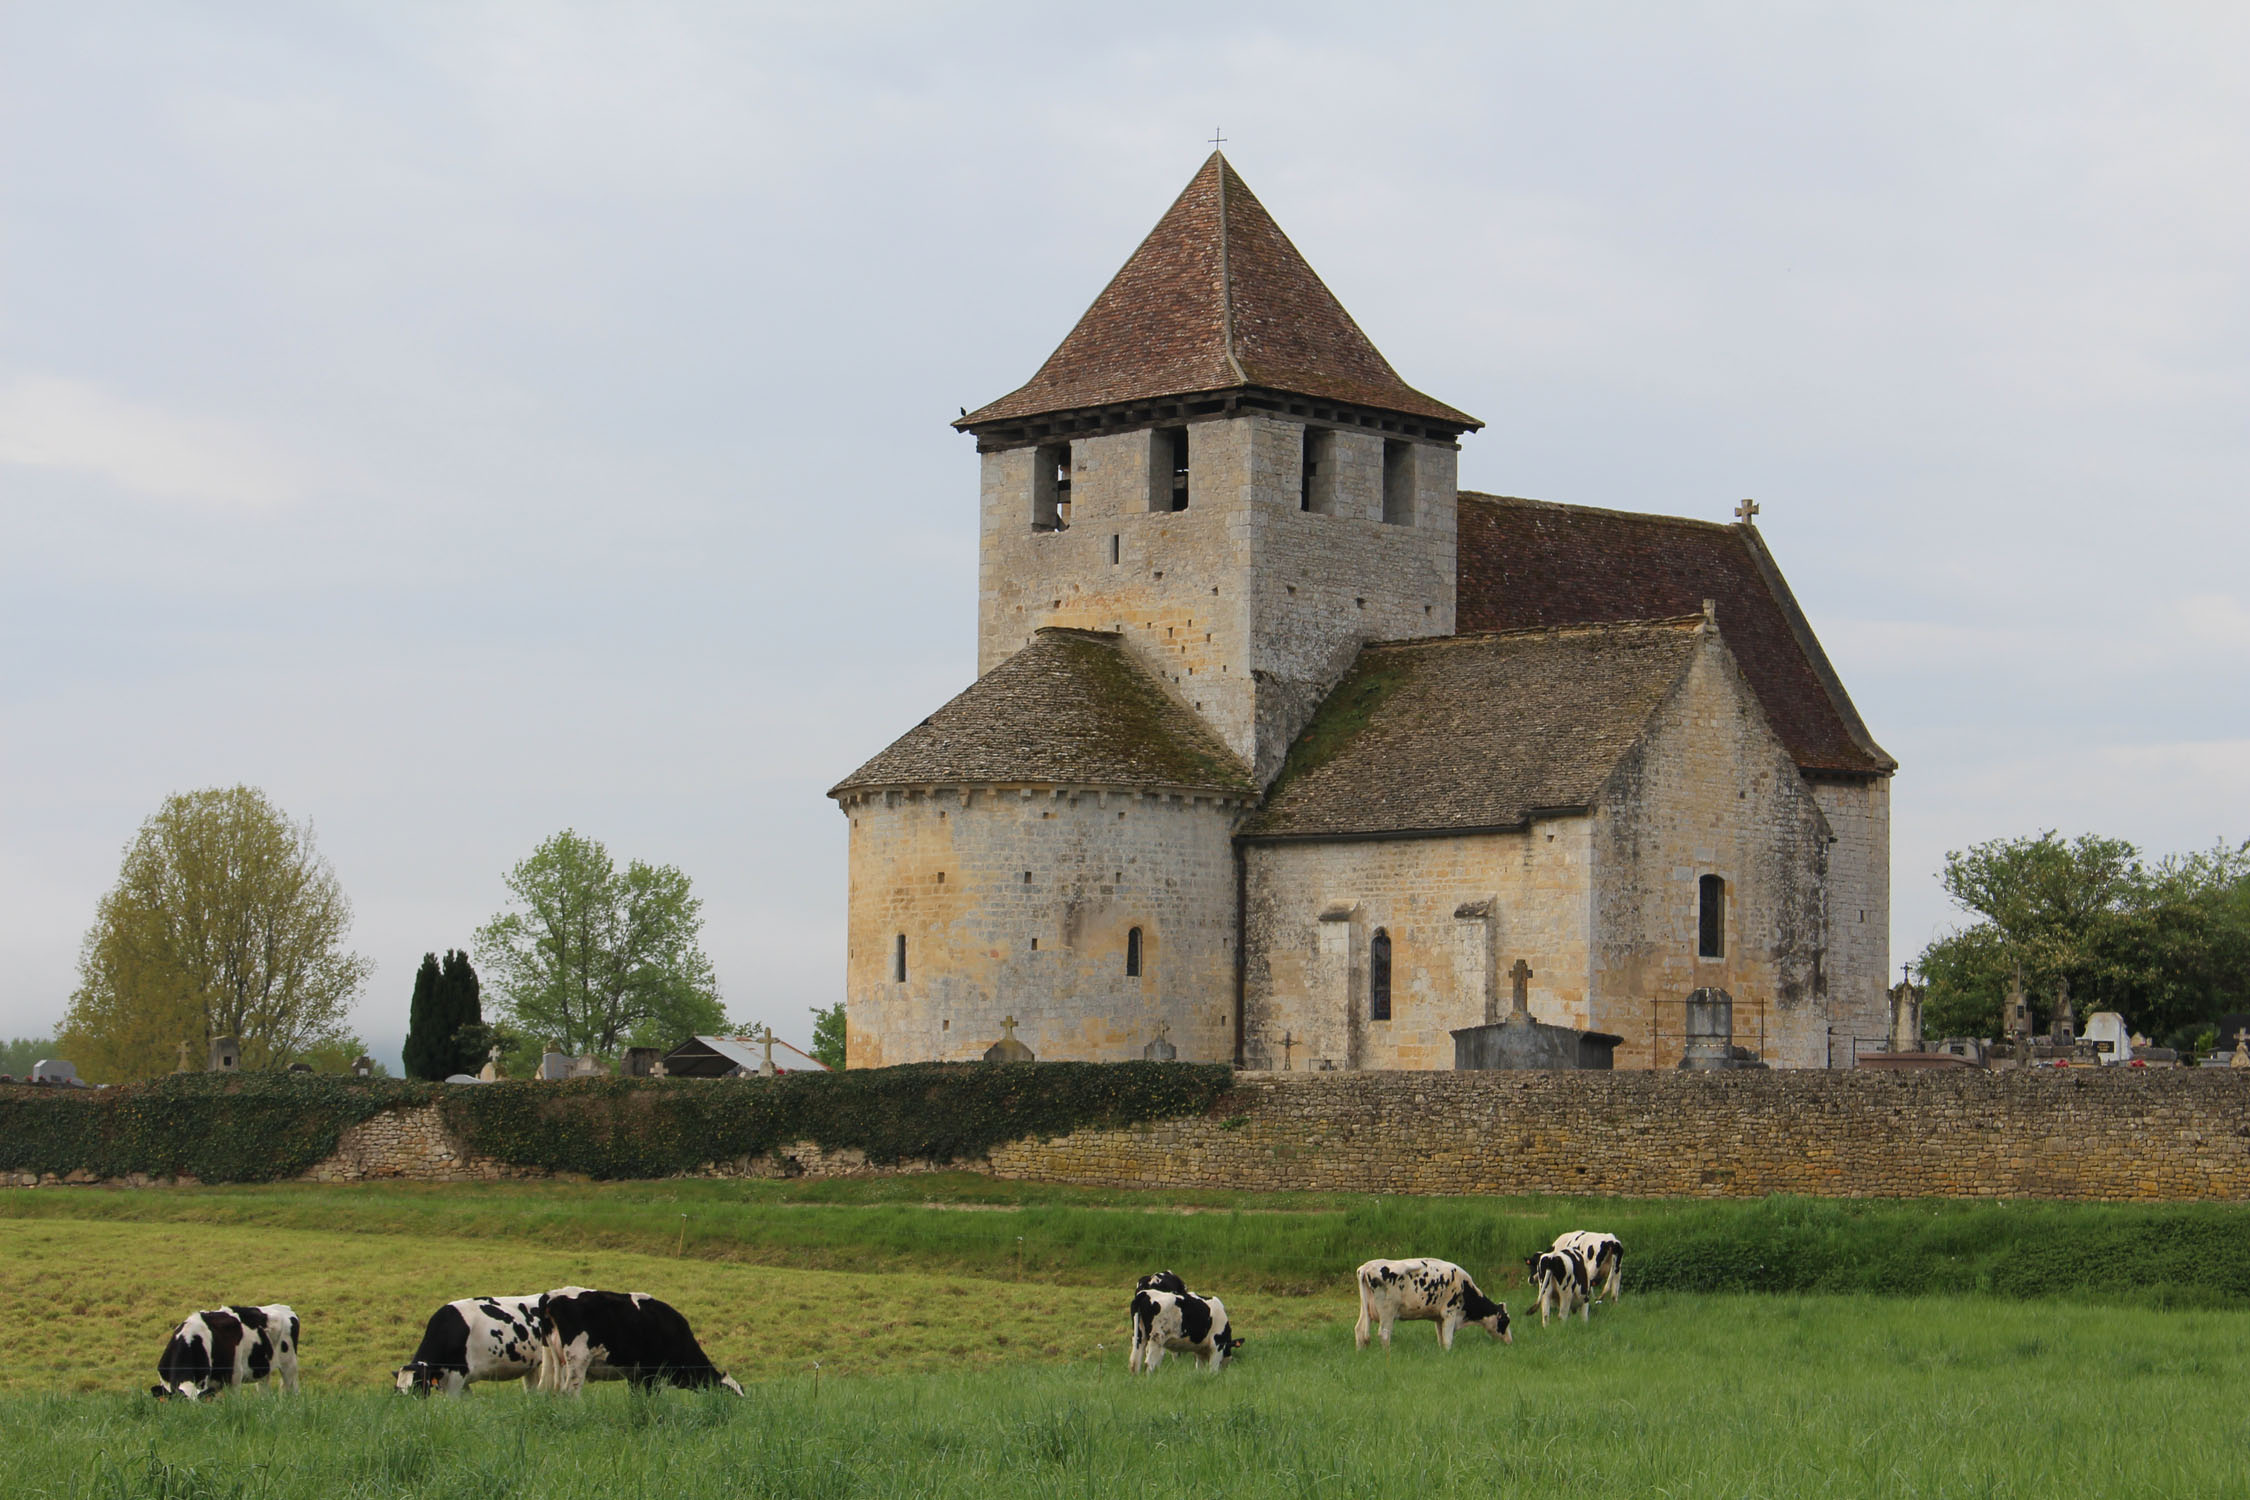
left=351, top=1055, right=376, bottom=1078
left=984, top=1016, right=1035, bottom=1063
left=1676, top=989, right=1763, bottom=1070
left=31, top=1058, right=79, bottom=1086
left=1142, top=1022, right=1177, bottom=1062
left=1452, top=959, right=1623, bottom=1070
left=539, top=1050, right=574, bottom=1081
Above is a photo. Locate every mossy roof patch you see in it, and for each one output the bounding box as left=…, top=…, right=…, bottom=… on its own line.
left=830, top=629, right=1255, bottom=797
left=1248, top=620, right=1705, bottom=838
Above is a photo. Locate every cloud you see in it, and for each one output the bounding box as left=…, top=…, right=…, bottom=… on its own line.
left=0, top=376, right=300, bottom=508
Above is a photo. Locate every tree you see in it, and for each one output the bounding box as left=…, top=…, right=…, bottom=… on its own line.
left=401, top=948, right=485, bottom=1080
left=809, top=1001, right=847, bottom=1070
left=473, top=830, right=727, bottom=1059
left=1919, top=831, right=2250, bottom=1043
left=0, top=1037, right=56, bottom=1076
left=57, top=786, right=372, bottom=1082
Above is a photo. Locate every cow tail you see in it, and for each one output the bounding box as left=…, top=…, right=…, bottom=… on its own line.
left=1353, top=1274, right=1372, bottom=1350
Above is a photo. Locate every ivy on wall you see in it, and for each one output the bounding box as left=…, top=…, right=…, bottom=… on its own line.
left=0, top=1074, right=438, bottom=1184
left=0, top=1062, right=1236, bottom=1184
left=441, top=1062, right=1237, bottom=1177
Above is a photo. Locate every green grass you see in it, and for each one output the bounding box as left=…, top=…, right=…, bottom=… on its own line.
left=9, top=1297, right=2250, bottom=1498
left=10, top=1177, right=2250, bottom=1304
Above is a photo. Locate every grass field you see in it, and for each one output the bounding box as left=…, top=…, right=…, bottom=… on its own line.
left=10, top=1180, right=2250, bottom=1496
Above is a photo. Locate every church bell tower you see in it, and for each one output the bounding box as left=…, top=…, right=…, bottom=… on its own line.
left=956, top=153, right=1483, bottom=785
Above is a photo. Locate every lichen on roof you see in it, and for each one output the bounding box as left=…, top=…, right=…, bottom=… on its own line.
left=1248, top=621, right=1707, bottom=839
left=829, top=629, right=1254, bottom=798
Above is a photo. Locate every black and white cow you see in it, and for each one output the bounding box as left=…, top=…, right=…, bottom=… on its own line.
left=1353, top=1259, right=1512, bottom=1351
left=1553, top=1231, right=1624, bottom=1304
left=395, top=1295, right=552, bottom=1395
left=151, top=1305, right=300, bottom=1400
left=1135, top=1270, right=1190, bottom=1296
left=541, top=1288, right=744, bottom=1395
left=1525, top=1248, right=1591, bottom=1326
left=1127, top=1289, right=1240, bottom=1373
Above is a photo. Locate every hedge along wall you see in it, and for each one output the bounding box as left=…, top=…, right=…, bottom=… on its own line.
left=0, top=1063, right=1238, bottom=1185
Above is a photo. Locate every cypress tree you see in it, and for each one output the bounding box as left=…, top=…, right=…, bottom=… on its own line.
left=439, top=950, right=484, bottom=1077
left=401, top=953, right=446, bottom=1080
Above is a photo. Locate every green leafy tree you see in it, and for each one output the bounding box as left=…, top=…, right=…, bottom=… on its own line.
left=809, top=1001, right=847, bottom=1070
left=0, top=1038, right=57, bottom=1076
left=473, top=830, right=727, bottom=1059
left=1920, top=831, right=2250, bottom=1042
left=401, top=949, right=485, bottom=1079
left=58, top=786, right=372, bottom=1082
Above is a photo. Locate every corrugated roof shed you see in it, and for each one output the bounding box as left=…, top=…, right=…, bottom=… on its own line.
left=1456, top=494, right=1893, bottom=777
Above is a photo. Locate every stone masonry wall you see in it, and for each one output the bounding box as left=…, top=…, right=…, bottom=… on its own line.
left=988, top=1071, right=2250, bottom=1200
left=17, top=1071, right=2250, bottom=1201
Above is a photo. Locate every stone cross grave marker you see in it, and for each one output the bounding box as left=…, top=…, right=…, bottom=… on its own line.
left=1281, top=1031, right=1294, bottom=1071
left=758, top=1025, right=777, bottom=1078
left=1509, top=959, right=1533, bottom=1019
left=2231, top=1029, right=2250, bottom=1070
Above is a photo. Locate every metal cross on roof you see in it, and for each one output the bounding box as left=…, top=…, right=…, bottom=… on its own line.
left=1735, top=498, right=1760, bottom=524
left=1209, top=127, right=1227, bottom=148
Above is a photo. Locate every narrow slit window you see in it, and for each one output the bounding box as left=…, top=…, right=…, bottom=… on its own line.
left=1300, top=426, right=1335, bottom=513
left=893, top=933, right=908, bottom=983
left=1151, top=427, right=1189, bottom=511
left=1110, top=533, right=1120, bottom=566
left=1126, top=926, right=1143, bottom=978
left=1698, top=876, right=1726, bottom=959
left=1369, top=929, right=1392, bottom=1021
left=1032, top=442, right=1071, bottom=531
left=1382, top=440, right=1414, bottom=525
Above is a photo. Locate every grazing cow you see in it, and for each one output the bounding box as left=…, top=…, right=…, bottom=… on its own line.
left=1354, top=1260, right=1512, bottom=1351
left=1553, top=1231, right=1624, bottom=1304
left=1525, top=1249, right=1592, bottom=1326
left=1127, top=1289, right=1241, bottom=1373
left=541, top=1288, right=744, bottom=1395
left=395, top=1295, right=551, bottom=1395
left=151, top=1305, right=300, bottom=1400
left=1136, top=1270, right=1190, bottom=1295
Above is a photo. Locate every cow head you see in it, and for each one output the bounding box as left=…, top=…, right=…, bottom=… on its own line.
left=1464, top=1288, right=1512, bottom=1344
left=1136, top=1270, right=1189, bottom=1296
left=1215, top=1327, right=1246, bottom=1366
left=151, top=1380, right=213, bottom=1401
left=394, top=1363, right=443, bottom=1396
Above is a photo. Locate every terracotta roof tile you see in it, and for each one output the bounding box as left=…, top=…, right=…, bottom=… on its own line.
left=1456, top=495, right=1893, bottom=777
left=829, top=629, right=1254, bottom=797
left=959, top=154, right=1477, bottom=432
left=1248, top=622, right=1706, bottom=838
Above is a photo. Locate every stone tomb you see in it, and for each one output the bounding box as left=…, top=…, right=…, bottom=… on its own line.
left=1451, top=959, right=1622, bottom=1070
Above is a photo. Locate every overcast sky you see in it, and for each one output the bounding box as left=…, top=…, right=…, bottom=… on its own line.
left=3, top=3, right=2246, bottom=1067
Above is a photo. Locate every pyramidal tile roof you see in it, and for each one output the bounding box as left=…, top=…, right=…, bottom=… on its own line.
left=829, top=628, right=1255, bottom=798
left=959, top=154, right=1479, bottom=432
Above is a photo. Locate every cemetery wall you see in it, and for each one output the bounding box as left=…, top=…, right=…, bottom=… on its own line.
left=12, top=1069, right=2250, bottom=1200
left=985, top=1070, right=2250, bottom=1200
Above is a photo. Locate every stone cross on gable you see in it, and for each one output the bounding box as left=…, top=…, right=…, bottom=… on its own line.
left=1509, top=959, right=1533, bottom=1018
left=1735, top=498, right=1760, bottom=524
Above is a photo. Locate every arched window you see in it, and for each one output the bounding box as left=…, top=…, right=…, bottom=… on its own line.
left=1369, top=929, right=1392, bottom=1021
left=893, top=933, right=908, bottom=983
left=1126, top=927, right=1143, bottom=978
left=1698, top=876, right=1726, bottom=959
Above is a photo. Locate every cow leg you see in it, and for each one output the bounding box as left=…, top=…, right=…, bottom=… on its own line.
left=279, top=1352, right=300, bottom=1394
left=1379, top=1315, right=1394, bottom=1350
left=1438, top=1313, right=1457, bottom=1350
left=1144, top=1343, right=1165, bottom=1373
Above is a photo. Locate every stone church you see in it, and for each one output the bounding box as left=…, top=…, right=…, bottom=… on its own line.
left=831, top=153, right=1895, bottom=1072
